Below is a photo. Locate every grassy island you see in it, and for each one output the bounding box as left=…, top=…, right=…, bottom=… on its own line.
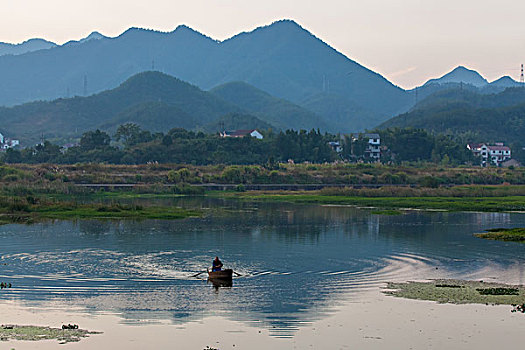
left=0, top=199, right=201, bottom=225
left=220, top=191, right=525, bottom=212
left=475, top=228, right=525, bottom=242
left=0, top=325, right=101, bottom=343
left=384, top=279, right=525, bottom=305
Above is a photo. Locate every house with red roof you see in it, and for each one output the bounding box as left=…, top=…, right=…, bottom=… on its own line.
left=220, top=129, right=264, bottom=140
left=469, top=143, right=511, bottom=166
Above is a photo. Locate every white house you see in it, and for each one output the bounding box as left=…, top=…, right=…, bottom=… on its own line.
left=220, top=129, right=264, bottom=139
left=364, top=133, right=381, bottom=160
left=469, top=143, right=511, bottom=166
left=0, top=132, right=20, bottom=150
left=349, top=133, right=381, bottom=160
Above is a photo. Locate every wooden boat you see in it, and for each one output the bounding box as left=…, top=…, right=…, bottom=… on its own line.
left=207, top=268, right=233, bottom=280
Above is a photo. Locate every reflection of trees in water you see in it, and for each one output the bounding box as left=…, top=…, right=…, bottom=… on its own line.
left=77, top=220, right=112, bottom=235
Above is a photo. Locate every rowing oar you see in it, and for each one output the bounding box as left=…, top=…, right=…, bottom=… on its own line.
left=233, top=271, right=242, bottom=277
left=192, top=270, right=207, bottom=278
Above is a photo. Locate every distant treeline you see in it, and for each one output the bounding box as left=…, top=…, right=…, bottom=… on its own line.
left=2, top=124, right=476, bottom=165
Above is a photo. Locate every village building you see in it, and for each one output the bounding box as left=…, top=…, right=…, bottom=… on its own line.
left=0, top=132, right=20, bottom=150
left=220, top=129, right=264, bottom=139
left=351, top=133, right=381, bottom=160
left=468, top=142, right=511, bottom=166
left=364, top=133, right=381, bottom=160
left=328, top=141, right=342, bottom=153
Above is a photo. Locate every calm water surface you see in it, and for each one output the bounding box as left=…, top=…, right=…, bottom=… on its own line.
left=1, top=198, right=524, bottom=337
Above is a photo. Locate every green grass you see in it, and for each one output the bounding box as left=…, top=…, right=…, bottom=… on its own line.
left=217, top=192, right=525, bottom=212
left=475, top=228, right=525, bottom=242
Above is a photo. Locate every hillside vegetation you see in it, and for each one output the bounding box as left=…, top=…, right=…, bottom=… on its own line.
left=379, top=87, right=525, bottom=145
left=210, top=81, right=328, bottom=130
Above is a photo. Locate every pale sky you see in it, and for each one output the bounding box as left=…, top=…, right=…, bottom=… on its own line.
left=2, top=0, right=525, bottom=89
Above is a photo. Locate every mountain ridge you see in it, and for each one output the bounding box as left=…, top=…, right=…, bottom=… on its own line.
left=0, top=19, right=410, bottom=132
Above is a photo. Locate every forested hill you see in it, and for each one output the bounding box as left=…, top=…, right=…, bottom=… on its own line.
left=378, top=87, right=525, bottom=144
left=0, top=72, right=244, bottom=144
left=0, top=71, right=344, bottom=145
left=210, top=81, right=328, bottom=131
left=0, top=20, right=411, bottom=132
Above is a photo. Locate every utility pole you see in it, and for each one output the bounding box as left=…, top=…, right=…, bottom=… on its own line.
left=520, top=64, right=524, bottom=86
left=83, top=75, right=88, bottom=96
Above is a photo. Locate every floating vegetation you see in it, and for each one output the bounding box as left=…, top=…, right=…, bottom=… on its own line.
left=474, top=228, right=525, bottom=242
left=0, top=324, right=101, bottom=343
left=384, top=279, right=525, bottom=305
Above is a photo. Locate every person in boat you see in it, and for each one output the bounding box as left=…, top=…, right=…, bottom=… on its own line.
left=212, top=256, right=223, bottom=272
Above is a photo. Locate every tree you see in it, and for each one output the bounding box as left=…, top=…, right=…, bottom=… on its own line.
left=80, top=130, right=111, bottom=151
left=115, top=123, right=152, bottom=147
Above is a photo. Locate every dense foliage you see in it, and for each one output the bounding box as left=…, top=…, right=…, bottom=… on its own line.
left=3, top=126, right=337, bottom=165
left=1, top=124, right=477, bottom=166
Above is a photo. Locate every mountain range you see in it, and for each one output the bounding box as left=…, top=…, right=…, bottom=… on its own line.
left=0, top=20, right=412, bottom=132
left=0, top=19, right=523, bottom=143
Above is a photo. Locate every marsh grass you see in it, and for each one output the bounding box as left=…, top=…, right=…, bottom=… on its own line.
left=0, top=325, right=101, bottom=343
left=474, top=228, right=525, bottom=242
left=224, top=192, right=525, bottom=212
left=0, top=197, right=200, bottom=224
left=385, top=280, right=525, bottom=305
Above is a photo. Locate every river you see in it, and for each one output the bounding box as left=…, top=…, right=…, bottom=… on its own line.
left=1, top=198, right=525, bottom=348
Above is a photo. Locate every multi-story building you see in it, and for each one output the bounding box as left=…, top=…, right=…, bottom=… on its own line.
left=350, top=133, right=381, bottom=160
left=468, top=143, right=511, bottom=166
left=364, top=133, right=381, bottom=160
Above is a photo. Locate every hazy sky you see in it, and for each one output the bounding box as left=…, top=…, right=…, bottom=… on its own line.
left=2, top=0, right=525, bottom=89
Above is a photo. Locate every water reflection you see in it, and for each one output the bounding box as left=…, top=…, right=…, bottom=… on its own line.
left=0, top=200, right=524, bottom=336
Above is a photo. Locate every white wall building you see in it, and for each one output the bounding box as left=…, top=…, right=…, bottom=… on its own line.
left=350, top=133, right=381, bottom=160
left=469, top=143, right=511, bottom=166
left=0, top=132, right=19, bottom=150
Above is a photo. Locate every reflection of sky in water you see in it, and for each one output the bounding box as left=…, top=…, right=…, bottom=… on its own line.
left=0, top=201, right=524, bottom=337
